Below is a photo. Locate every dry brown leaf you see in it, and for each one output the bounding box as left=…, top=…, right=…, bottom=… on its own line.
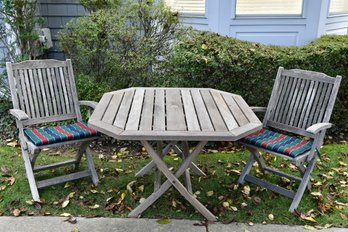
left=88, top=204, right=100, bottom=209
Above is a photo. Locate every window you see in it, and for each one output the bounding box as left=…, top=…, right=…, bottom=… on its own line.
left=236, top=0, right=303, bottom=16
left=329, top=0, right=348, bottom=15
left=165, top=0, right=206, bottom=15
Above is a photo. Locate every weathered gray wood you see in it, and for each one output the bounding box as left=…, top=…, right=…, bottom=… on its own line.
left=139, top=89, right=155, bottom=131
left=166, top=89, right=186, bottom=131
left=200, top=89, right=227, bottom=131
left=222, top=93, right=249, bottom=126
left=126, top=89, right=145, bottom=130
left=102, top=92, right=124, bottom=124
left=245, top=174, right=295, bottom=199
left=153, top=89, right=166, bottom=131
left=190, top=89, right=214, bottom=131
left=240, top=67, right=342, bottom=213
left=183, top=141, right=193, bottom=194
left=129, top=141, right=216, bottom=221
left=154, top=141, right=163, bottom=191
left=114, top=89, right=135, bottom=129
left=7, top=59, right=99, bottom=202
left=90, top=94, right=112, bottom=122
left=172, top=145, right=206, bottom=176
left=34, top=159, right=76, bottom=172
left=211, top=90, right=238, bottom=130
left=37, top=170, right=91, bottom=189
left=181, top=89, right=200, bottom=131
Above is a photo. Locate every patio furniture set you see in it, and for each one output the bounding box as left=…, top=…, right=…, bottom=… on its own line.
left=6, top=59, right=341, bottom=220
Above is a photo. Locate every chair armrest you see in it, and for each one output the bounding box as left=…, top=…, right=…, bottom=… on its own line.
left=79, top=101, right=98, bottom=110
left=9, top=109, right=29, bottom=121
left=250, top=107, right=267, bottom=112
left=306, top=123, right=332, bottom=134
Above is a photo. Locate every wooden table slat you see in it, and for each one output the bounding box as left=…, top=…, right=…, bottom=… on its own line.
left=114, top=89, right=135, bottom=129
left=126, top=89, right=145, bottom=130
left=153, top=89, right=166, bottom=131
left=190, top=89, right=214, bottom=132
left=139, top=89, right=155, bottom=131
left=102, top=91, right=124, bottom=124
left=166, top=89, right=187, bottom=131
left=211, top=91, right=238, bottom=130
left=233, top=94, right=260, bottom=124
left=181, top=89, right=200, bottom=131
left=222, top=93, right=249, bottom=126
left=89, top=94, right=113, bottom=121
left=200, top=89, right=228, bottom=131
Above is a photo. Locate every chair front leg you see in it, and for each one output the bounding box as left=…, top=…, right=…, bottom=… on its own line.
left=85, top=147, right=99, bottom=185
left=289, top=156, right=317, bottom=212
left=22, top=147, right=40, bottom=202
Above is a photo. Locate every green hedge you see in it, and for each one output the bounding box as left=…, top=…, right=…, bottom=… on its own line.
left=156, top=30, right=348, bottom=134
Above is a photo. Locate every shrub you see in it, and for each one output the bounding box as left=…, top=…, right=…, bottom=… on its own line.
left=157, top=30, right=348, bottom=134
left=59, top=0, right=179, bottom=89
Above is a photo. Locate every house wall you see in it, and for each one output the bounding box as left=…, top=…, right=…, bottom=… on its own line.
left=180, top=0, right=348, bottom=46
left=38, top=0, right=87, bottom=60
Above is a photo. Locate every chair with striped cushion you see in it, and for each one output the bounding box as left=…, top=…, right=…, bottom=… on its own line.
left=7, top=59, right=99, bottom=202
left=238, top=67, right=341, bottom=212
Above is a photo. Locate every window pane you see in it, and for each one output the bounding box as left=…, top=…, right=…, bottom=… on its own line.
left=165, top=0, right=206, bottom=15
left=236, top=0, right=303, bottom=15
left=330, top=0, right=348, bottom=15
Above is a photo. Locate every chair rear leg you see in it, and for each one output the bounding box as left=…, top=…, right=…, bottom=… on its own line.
left=85, top=147, right=99, bottom=185
left=289, top=157, right=317, bottom=212
left=22, top=148, right=40, bottom=202
left=296, top=162, right=312, bottom=190
left=238, top=154, right=254, bottom=185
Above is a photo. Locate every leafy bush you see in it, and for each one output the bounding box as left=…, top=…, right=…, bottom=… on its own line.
left=157, top=30, right=348, bottom=134
left=59, top=0, right=179, bottom=89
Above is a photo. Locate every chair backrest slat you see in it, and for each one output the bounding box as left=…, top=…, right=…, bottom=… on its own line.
left=7, top=59, right=81, bottom=126
left=264, top=67, right=341, bottom=138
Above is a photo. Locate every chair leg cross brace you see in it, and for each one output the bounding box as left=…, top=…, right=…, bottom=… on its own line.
left=129, top=141, right=216, bottom=221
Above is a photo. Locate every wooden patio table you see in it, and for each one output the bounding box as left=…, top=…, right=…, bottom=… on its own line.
left=88, top=87, right=262, bottom=221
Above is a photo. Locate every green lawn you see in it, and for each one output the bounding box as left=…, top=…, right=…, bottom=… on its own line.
left=0, top=142, right=347, bottom=228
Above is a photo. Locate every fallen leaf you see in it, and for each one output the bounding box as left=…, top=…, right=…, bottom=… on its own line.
left=0, top=166, right=10, bottom=174
left=0, top=186, right=6, bottom=191
left=268, top=214, right=274, bottom=221
left=90, top=189, right=98, bottom=194
left=304, top=225, right=316, bottom=230
left=222, top=202, right=229, bottom=208
left=138, top=185, right=144, bottom=192
left=121, top=192, right=126, bottom=200
left=338, top=161, right=347, bottom=166
left=126, top=181, right=136, bottom=194
left=88, top=204, right=100, bottom=209
left=304, top=217, right=317, bottom=223
left=310, top=192, right=322, bottom=198
left=60, top=213, right=71, bottom=217
left=157, top=219, right=171, bottom=224
left=64, top=216, right=77, bottom=224
left=71, top=227, right=80, bottom=232
left=62, top=200, right=70, bottom=208
left=206, top=191, right=214, bottom=197
left=231, top=206, right=238, bottom=211
left=242, top=185, right=250, bottom=196
left=139, top=198, right=146, bottom=204
left=13, top=208, right=25, bottom=217
left=26, top=200, right=34, bottom=205
left=7, top=141, right=18, bottom=147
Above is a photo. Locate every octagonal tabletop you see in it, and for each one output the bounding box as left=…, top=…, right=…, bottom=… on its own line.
left=88, top=88, right=262, bottom=141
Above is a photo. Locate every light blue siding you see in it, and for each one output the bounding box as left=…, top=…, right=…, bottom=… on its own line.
left=179, top=0, right=348, bottom=46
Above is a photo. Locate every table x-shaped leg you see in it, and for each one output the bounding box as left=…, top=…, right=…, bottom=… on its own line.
left=135, top=141, right=206, bottom=177
left=128, top=141, right=216, bottom=221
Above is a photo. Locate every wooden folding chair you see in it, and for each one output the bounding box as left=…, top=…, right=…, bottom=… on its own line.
left=238, top=67, right=341, bottom=212
left=6, top=59, right=99, bottom=202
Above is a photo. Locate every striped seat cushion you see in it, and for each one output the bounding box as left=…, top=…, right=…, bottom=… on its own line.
left=242, top=128, right=313, bottom=158
left=24, top=122, right=99, bottom=146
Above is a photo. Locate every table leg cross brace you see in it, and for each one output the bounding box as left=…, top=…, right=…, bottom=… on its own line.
left=128, top=141, right=216, bottom=221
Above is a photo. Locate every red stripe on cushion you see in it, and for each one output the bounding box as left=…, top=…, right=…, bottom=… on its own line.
left=261, top=134, right=286, bottom=147
left=244, top=128, right=266, bottom=138
left=284, top=140, right=308, bottom=155
left=55, top=126, right=74, bottom=140
left=31, top=129, right=49, bottom=145
left=76, top=122, right=97, bottom=136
